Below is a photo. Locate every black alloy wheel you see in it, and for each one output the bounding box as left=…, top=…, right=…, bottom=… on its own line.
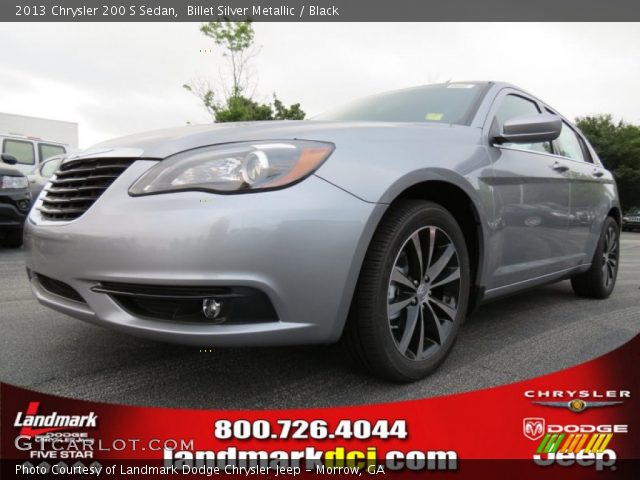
left=571, top=216, right=620, bottom=299
left=344, top=200, right=470, bottom=382
left=387, top=225, right=461, bottom=361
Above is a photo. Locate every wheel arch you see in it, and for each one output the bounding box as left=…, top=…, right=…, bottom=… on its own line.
left=339, top=171, right=490, bottom=339
left=608, top=206, right=621, bottom=226
left=390, top=179, right=487, bottom=314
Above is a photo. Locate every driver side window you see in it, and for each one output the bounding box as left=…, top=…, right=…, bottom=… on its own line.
left=495, top=94, right=552, bottom=154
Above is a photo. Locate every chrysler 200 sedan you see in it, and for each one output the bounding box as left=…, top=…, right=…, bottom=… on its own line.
left=24, top=82, right=621, bottom=381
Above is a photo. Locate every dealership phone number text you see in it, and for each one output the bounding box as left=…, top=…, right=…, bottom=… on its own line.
left=214, top=419, right=408, bottom=440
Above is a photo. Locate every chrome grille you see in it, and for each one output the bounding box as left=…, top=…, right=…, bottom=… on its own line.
left=38, top=158, right=136, bottom=221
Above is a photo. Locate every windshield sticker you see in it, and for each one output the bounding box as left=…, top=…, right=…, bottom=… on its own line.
left=425, top=113, right=444, bottom=121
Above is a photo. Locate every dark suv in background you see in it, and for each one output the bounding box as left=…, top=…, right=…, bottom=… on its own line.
left=622, top=208, right=640, bottom=232
left=1, top=153, right=31, bottom=247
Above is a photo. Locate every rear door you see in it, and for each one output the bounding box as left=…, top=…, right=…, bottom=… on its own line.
left=483, top=90, right=573, bottom=290
left=551, top=120, right=612, bottom=264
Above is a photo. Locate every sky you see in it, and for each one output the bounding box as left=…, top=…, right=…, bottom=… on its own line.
left=1, top=22, right=639, bottom=148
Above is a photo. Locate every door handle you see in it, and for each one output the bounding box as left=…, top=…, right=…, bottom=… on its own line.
left=592, top=168, right=604, bottom=178
left=551, top=161, right=569, bottom=172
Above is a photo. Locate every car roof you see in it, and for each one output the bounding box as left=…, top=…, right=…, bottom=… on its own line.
left=0, top=133, right=68, bottom=145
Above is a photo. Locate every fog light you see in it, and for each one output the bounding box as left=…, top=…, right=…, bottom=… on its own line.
left=202, top=298, right=223, bottom=322
left=17, top=199, right=31, bottom=211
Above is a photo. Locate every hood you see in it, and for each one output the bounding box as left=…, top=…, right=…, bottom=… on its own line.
left=78, top=120, right=472, bottom=159
left=0, top=163, right=25, bottom=177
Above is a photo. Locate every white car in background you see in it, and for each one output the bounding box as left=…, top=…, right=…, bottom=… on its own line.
left=1, top=133, right=69, bottom=176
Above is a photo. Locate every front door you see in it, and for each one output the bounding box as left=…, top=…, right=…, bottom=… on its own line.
left=484, top=91, right=573, bottom=290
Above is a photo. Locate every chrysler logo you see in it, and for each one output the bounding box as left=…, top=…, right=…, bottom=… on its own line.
left=532, top=400, right=623, bottom=413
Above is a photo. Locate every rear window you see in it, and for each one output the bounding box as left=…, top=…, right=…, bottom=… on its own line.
left=3, top=139, right=35, bottom=165
left=314, top=83, right=488, bottom=125
left=39, top=143, right=66, bottom=161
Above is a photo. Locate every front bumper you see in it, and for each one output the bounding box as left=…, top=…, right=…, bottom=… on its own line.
left=24, top=160, right=384, bottom=346
left=0, top=191, right=31, bottom=230
left=622, top=219, right=640, bottom=229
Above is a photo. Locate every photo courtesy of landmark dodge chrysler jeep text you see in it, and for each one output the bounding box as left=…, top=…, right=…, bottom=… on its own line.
left=23, top=82, right=621, bottom=382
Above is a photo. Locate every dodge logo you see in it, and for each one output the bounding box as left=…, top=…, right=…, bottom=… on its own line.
left=523, top=417, right=545, bottom=440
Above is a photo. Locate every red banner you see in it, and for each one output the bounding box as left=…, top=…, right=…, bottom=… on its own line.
left=2, top=335, right=638, bottom=478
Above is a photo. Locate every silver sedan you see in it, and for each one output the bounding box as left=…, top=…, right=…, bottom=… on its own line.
left=24, top=82, right=621, bottom=381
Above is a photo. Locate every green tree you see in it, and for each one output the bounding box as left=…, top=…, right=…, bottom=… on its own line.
left=273, top=97, right=305, bottom=120
left=576, top=114, right=640, bottom=209
left=183, top=21, right=305, bottom=123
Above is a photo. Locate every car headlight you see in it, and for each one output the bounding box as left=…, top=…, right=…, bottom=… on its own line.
left=623, top=216, right=630, bottom=221
left=129, top=140, right=335, bottom=195
left=0, top=175, right=28, bottom=190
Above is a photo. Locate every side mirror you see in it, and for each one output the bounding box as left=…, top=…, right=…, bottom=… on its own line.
left=495, top=113, right=562, bottom=144
left=1, top=153, right=18, bottom=165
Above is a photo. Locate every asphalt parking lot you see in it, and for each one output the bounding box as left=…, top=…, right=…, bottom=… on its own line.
left=1, top=233, right=639, bottom=410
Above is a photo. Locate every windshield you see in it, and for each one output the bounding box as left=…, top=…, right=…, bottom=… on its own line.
left=315, top=82, right=488, bottom=125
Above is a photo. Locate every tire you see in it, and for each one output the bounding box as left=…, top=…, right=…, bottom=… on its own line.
left=2, top=229, right=23, bottom=248
left=344, top=200, right=470, bottom=382
left=571, top=217, right=619, bottom=299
